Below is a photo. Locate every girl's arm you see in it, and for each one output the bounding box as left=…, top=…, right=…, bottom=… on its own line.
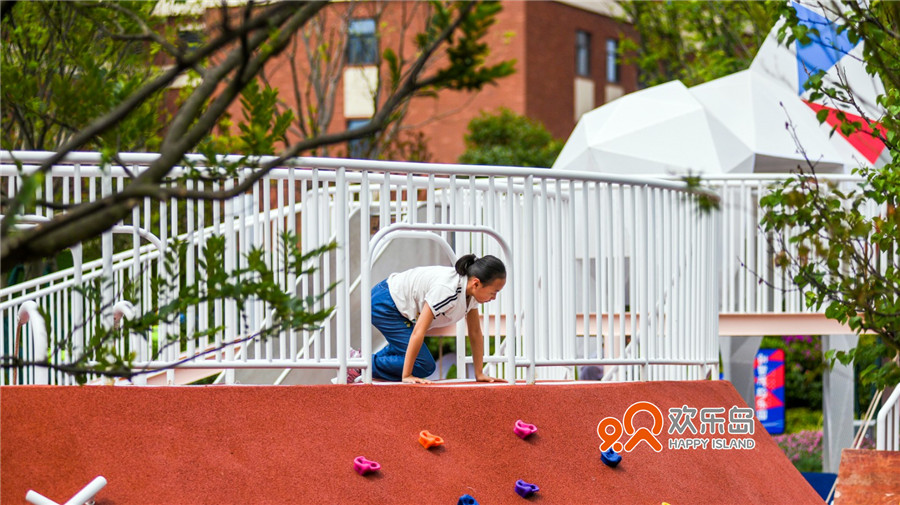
left=466, top=308, right=506, bottom=383
left=402, top=304, right=435, bottom=384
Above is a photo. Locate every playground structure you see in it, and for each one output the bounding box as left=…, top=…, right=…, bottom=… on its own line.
left=1, top=150, right=719, bottom=387
left=2, top=151, right=898, bottom=455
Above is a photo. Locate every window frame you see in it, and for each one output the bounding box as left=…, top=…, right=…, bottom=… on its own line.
left=346, top=18, right=378, bottom=66
left=575, top=30, right=591, bottom=77
left=606, top=38, right=620, bottom=84
left=346, top=119, right=372, bottom=159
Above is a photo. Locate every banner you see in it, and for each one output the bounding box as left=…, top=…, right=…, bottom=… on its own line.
left=754, top=348, right=785, bottom=435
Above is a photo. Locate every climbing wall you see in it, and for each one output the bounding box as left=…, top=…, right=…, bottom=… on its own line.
left=2, top=382, right=822, bottom=504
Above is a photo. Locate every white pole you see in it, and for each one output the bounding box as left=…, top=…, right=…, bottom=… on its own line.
left=524, top=176, right=535, bottom=384
left=101, top=169, right=114, bottom=333
left=360, top=171, right=372, bottom=383
left=62, top=476, right=107, bottom=505
left=336, top=167, right=348, bottom=383
left=25, top=490, right=58, bottom=505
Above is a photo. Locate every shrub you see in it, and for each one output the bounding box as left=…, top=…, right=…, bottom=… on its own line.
left=772, top=429, right=823, bottom=472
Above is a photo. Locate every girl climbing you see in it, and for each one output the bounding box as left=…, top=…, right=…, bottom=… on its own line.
left=367, top=254, right=507, bottom=384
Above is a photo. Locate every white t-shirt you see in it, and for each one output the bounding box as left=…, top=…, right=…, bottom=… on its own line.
left=387, top=266, right=478, bottom=329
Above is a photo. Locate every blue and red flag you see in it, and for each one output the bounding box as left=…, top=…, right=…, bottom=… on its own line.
left=754, top=348, right=785, bottom=435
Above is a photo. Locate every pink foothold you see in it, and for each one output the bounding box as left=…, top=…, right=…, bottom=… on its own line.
left=514, top=420, right=537, bottom=439
left=354, top=456, right=381, bottom=475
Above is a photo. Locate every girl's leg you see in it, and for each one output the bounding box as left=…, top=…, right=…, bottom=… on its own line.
left=370, top=280, right=436, bottom=381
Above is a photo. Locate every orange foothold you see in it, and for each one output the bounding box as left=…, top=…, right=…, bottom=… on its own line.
left=419, top=430, right=444, bottom=449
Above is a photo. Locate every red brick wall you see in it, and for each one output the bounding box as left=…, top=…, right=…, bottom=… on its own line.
left=524, top=1, right=638, bottom=141
left=408, top=1, right=528, bottom=163
left=208, top=1, right=633, bottom=164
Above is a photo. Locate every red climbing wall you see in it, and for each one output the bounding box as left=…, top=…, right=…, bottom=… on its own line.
left=834, top=449, right=900, bottom=504
left=2, top=381, right=821, bottom=504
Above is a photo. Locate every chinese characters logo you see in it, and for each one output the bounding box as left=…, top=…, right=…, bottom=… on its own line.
left=597, top=401, right=757, bottom=452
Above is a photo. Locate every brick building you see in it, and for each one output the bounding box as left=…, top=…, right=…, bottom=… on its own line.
left=163, top=1, right=638, bottom=163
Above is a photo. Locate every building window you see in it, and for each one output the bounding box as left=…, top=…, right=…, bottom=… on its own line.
left=178, top=30, right=203, bottom=50
left=347, top=119, right=372, bottom=158
left=575, top=30, right=591, bottom=77
left=177, top=23, right=205, bottom=51
left=606, top=38, right=619, bottom=83
left=347, top=18, right=377, bottom=65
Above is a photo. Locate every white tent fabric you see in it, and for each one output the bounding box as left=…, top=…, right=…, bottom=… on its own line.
left=552, top=80, right=754, bottom=175
left=749, top=2, right=888, bottom=169
left=554, top=0, right=888, bottom=175
left=690, top=70, right=846, bottom=173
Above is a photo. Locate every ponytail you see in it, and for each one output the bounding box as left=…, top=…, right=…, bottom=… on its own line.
left=455, top=254, right=506, bottom=284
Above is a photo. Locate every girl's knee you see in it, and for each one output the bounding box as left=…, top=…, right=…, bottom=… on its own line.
left=415, top=357, right=436, bottom=377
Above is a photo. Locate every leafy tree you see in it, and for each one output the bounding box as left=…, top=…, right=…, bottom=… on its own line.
left=760, top=1, right=900, bottom=390
left=0, top=0, right=515, bottom=382
left=1, top=1, right=167, bottom=151
left=1, top=0, right=515, bottom=266
left=617, top=1, right=783, bottom=87
left=458, top=108, right=562, bottom=168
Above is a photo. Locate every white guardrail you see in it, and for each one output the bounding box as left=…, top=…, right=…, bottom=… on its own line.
left=697, top=175, right=870, bottom=315
left=2, top=151, right=720, bottom=385
left=877, top=386, right=900, bottom=451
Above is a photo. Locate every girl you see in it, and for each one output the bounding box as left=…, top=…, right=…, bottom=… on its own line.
left=367, top=254, right=507, bottom=384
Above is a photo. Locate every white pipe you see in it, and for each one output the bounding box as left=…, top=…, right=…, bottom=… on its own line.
left=25, top=490, right=58, bottom=505
left=25, top=476, right=106, bottom=505
left=1, top=150, right=720, bottom=197
left=17, top=301, right=48, bottom=384
left=113, top=300, right=136, bottom=328
left=62, top=476, right=107, bottom=505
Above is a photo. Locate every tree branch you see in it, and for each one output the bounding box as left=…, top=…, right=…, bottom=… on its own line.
left=0, top=3, right=323, bottom=263
left=99, top=1, right=186, bottom=63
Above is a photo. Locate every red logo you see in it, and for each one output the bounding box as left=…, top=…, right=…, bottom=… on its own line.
left=597, top=401, right=665, bottom=453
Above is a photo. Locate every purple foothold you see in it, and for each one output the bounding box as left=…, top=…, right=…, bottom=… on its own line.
left=354, top=456, right=381, bottom=475
left=601, top=447, right=622, bottom=468
left=514, top=420, right=537, bottom=439
left=514, top=479, right=539, bottom=498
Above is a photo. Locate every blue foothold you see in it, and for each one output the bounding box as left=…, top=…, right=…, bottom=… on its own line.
left=458, top=494, right=480, bottom=505
left=514, top=480, right=539, bottom=498
left=601, top=447, right=622, bottom=468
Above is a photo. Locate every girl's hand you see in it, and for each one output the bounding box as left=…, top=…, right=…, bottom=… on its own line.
left=475, top=373, right=505, bottom=383
left=402, top=375, right=432, bottom=384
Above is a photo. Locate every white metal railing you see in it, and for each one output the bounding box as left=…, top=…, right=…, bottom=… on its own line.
left=877, top=386, right=900, bottom=450
left=697, top=174, right=869, bottom=317
left=2, top=151, right=720, bottom=384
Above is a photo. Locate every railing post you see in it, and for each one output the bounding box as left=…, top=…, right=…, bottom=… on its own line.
left=360, top=171, right=372, bottom=383
left=101, top=164, right=114, bottom=333
left=223, top=177, right=235, bottom=384
left=524, top=176, right=535, bottom=384
left=876, top=386, right=900, bottom=450
left=336, top=167, right=348, bottom=383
